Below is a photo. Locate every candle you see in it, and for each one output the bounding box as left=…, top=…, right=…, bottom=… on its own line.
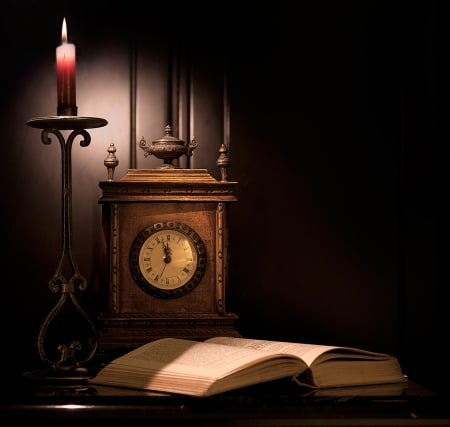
left=56, top=17, right=77, bottom=116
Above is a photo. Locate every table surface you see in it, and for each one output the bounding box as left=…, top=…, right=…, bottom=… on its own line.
left=2, top=376, right=450, bottom=427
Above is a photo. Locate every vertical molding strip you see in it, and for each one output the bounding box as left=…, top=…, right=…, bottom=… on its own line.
left=215, top=202, right=225, bottom=313
left=223, top=57, right=230, bottom=158
left=167, top=38, right=173, bottom=127
left=188, top=52, right=194, bottom=169
left=173, top=41, right=190, bottom=169
left=176, top=48, right=183, bottom=141
left=130, top=40, right=137, bottom=169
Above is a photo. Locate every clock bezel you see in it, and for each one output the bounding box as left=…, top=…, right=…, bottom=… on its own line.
left=129, top=220, right=207, bottom=299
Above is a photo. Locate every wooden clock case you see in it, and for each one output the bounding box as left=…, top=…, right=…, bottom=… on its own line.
left=96, top=168, right=240, bottom=356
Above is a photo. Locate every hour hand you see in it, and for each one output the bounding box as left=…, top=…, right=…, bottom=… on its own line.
left=162, top=241, right=172, bottom=263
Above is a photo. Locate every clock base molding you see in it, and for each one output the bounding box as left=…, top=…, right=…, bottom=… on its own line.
left=96, top=312, right=241, bottom=359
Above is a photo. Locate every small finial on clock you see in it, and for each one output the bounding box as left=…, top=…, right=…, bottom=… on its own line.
left=104, top=143, right=119, bottom=181
left=216, top=143, right=231, bottom=182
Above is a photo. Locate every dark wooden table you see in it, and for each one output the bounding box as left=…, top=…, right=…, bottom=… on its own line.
left=2, top=376, right=450, bottom=426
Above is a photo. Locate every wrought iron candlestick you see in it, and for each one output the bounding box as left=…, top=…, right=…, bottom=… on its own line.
left=26, top=116, right=107, bottom=380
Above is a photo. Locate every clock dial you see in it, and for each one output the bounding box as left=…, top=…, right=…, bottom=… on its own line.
left=139, top=229, right=197, bottom=289
left=129, top=221, right=207, bottom=299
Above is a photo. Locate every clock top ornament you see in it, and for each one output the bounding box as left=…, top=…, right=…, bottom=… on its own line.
left=97, top=126, right=239, bottom=357
left=138, top=125, right=198, bottom=169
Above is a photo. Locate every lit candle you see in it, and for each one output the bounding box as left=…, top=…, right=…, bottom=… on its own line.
left=56, top=17, right=77, bottom=116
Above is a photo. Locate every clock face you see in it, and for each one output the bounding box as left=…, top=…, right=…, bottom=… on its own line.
left=129, top=221, right=207, bottom=299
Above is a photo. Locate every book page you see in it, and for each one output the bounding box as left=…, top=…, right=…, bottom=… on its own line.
left=206, top=337, right=389, bottom=367
left=109, top=337, right=304, bottom=379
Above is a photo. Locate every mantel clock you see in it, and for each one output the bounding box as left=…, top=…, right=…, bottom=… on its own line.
left=97, top=160, right=240, bottom=355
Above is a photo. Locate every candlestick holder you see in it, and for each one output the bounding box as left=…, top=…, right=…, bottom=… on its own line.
left=25, top=116, right=107, bottom=382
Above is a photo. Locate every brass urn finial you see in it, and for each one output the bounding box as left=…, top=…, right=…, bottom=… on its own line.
left=139, top=125, right=198, bottom=168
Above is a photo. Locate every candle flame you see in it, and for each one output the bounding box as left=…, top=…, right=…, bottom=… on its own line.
left=61, top=17, right=68, bottom=43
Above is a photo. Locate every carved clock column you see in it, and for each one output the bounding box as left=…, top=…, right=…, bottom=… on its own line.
left=97, top=168, right=240, bottom=357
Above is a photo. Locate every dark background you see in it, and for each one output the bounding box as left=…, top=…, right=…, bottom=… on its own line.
left=0, top=1, right=448, bottom=394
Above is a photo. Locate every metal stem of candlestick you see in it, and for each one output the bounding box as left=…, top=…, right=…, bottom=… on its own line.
left=25, top=116, right=107, bottom=381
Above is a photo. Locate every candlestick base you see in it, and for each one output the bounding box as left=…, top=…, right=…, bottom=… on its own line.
left=57, top=105, right=78, bottom=116
left=23, top=365, right=99, bottom=384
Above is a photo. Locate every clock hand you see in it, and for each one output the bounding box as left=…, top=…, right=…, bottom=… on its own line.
left=159, top=240, right=173, bottom=277
left=159, top=261, right=168, bottom=278
left=162, top=240, right=172, bottom=263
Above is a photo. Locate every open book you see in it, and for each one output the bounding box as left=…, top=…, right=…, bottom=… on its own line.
left=89, top=336, right=407, bottom=397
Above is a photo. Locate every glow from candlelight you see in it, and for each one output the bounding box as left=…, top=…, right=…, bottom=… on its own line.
left=62, top=17, right=68, bottom=43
